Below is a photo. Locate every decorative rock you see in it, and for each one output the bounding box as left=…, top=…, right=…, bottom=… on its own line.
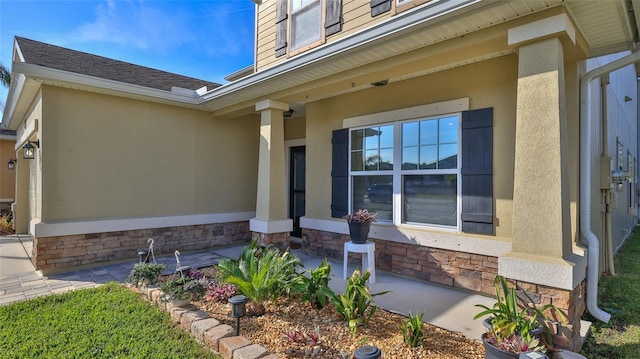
left=180, top=310, right=209, bottom=331
left=191, top=318, right=220, bottom=341
left=203, top=324, right=235, bottom=351
left=233, top=343, right=268, bottom=359
left=219, top=335, right=251, bottom=359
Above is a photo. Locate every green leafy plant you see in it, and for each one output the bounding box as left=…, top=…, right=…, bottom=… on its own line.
left=400, top=311, right=425, bottom=347
left=474, top=275, right=566, bottom=341
left=126, top=262, right=165, bottom=287
left=159, top=270, right=207, bottom=302
left=329, top=269, right=389, bottom=334
left=296, top=258, right=335, bottom=309
left=217, top=240, right=303, bottom=315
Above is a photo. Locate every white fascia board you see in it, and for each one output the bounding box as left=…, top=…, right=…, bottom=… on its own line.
left=1, top=72, right=27, bottom=130
left=199, top=0, right=489, bottom=103
left=11, top=62, right=203, bottom=106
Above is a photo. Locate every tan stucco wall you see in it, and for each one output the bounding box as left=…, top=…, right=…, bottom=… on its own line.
left=0, top=140, right=16, bottom=200
left=284, top=117, right=306, bottom=140
left=305, top=55, right=522, bottom=239
left=40, top=86, right=259, bottom=221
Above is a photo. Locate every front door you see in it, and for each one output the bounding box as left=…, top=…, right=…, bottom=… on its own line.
left=289, top=146, right=306, bottom=237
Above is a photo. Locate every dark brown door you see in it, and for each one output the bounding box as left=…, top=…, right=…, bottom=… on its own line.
left=289, top=146, right=306, bottom=237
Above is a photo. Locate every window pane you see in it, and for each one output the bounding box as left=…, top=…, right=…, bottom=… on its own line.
left=353, top=175, right=393, bottom=221
left=438, top=143, right=457, bottom=169
left=290, top=1, right=321, bottom=49
left=402, top=147, right=418, bottom=170
left=365, top=150, right=379, bottom=171
left=351, top=129, right=364, bottom=151
left=403, top=175, right=457, bottom=226
left=419, top=145, right=437, bottom=169
left=379, top=149, right=393, bottom=170
left=420, top=120, right=437, bottom=145
left=379, top=125, right=394, bottom=148
left=351, top=151, right=363, bottom=171
left=402, top=122, right=419, bottom=147
left=439, top=116, right=458, bottom=143
left=364, top=128, right=379, bottom=150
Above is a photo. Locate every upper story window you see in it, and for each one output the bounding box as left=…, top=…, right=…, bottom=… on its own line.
left=275, top=0, right=343, bottom=58
left=290, top=0, right=322, bottom=51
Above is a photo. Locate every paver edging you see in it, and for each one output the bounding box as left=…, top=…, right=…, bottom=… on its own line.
left=126, top=285, right=272, bottom=359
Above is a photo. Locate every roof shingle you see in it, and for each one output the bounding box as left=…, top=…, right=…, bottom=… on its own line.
left=15, top=37, right=220, bottom=92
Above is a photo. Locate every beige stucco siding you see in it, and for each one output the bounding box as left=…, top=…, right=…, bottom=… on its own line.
left=40, top=86, right=259, bottom=221
left=284, top=117, right=306, bottom=140
left=305, top=55, right=522, bottom=238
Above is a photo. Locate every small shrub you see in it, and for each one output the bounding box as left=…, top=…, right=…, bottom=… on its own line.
left=297, top=258, right=335, bottom=309
left=329, top=269, right=389, bottom=334
left=282, top=326, right=320, bottom=346
left=160, top=269, right=207, bottom=302
left=217, top=240, right=303, bottom=315
left=400, top=311, right=425, bottom=347
left=208, top=282, right=237, bottom=303
left=0, top=213, right=13, bottom=234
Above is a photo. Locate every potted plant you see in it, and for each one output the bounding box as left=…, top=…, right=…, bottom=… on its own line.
left=126, top=262, right=165, bottom=288
left=345, top=209, right=377, bottom=244
left=482, top=332, right=547, bottom=358
left=159, top=269, right=207, bottom=306
left=474, top=275, right=565, bottom=358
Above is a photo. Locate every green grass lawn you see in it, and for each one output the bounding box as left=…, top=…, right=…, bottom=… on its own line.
left=0, top=282, right=219, bottom=359
left=581, top=228, right=640, bottom=358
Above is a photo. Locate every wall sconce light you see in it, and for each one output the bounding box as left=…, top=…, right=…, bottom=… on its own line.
left=625, top=96, right=632, bottom=102
left=23, top=140, right=40, bottom=160
left=370, top=79, right=388, bottom=87
left=229, top=295, right=249, bottom=335
left=283, top=109, right=294, bottom=117
left=7, top=159, right=16, bottom=170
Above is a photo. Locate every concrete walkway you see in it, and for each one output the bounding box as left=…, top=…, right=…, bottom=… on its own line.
left=0, top=235, right=494, bottom=341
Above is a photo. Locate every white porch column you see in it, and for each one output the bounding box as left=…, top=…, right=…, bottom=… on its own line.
left=251, top=99, right=292, bottom=247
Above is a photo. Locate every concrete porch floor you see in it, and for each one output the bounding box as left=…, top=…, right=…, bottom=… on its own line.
left=0, top=235, right=494, bottom=341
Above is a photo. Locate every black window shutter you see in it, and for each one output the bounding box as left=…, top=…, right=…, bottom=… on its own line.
left=275, top=0, right=288, bottom=58
left=370, top=0, right=391, bottom=17
left=325, top=0, right=342, bottom=36
left=461, top=108, right=493, bottom=234
left=331, top=129, right=349, bottom=218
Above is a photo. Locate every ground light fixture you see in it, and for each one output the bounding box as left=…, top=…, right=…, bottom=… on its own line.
left=229, top=294, right=249, bottom=336
left=354, top=345, right=382, bottom=359
left=7, top=158, right=16, bottom=170
left=23, top=140, right=39, bottom=160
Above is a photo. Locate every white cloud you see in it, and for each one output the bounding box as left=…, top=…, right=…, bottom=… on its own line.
left=73, top=0, right=196, bottom=53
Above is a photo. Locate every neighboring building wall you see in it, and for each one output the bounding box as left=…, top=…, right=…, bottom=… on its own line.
left=585, top=53, right=638, bottom=265
left=0, top=138, right=16, bottom=213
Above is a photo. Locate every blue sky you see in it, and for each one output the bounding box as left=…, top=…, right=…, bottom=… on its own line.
left=0, top=0, right=256, bottom=107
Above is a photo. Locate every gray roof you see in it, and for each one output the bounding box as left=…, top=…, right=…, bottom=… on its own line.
left=15, top=37, right=220, bottom=92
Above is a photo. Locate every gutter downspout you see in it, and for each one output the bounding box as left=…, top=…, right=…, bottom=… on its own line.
left=580, top=51, right=640, bottom=323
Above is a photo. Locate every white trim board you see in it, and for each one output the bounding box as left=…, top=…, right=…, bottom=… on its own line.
left=343, top=98, right=469, bottom=128
left=32, top=211, right=255, bottom=238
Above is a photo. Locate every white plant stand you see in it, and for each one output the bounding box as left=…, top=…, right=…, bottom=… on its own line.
left=343, top=241, right=376, bottom=284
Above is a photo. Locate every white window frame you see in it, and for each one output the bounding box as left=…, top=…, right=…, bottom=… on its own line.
left=343, top=98, right=469, bottom=231
left=289, top=0, right=323, bottom=52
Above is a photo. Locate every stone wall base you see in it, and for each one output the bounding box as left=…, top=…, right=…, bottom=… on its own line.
left=301, top=228, right=586, bottom=351
left=33, top=221, right=251, bottom=273
left=252, top=231, right=290, bottom=251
